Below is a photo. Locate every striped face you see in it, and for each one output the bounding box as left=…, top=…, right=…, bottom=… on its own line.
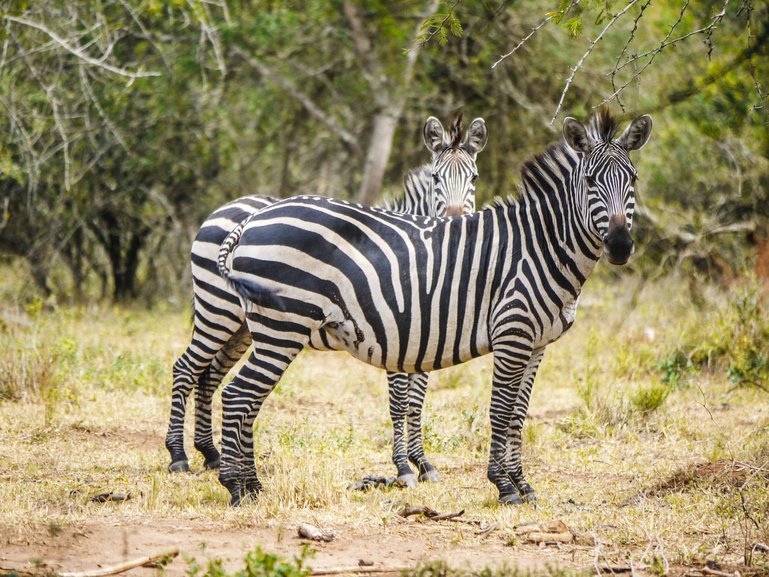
left=423, top=115, right=488, bottom=218
left=430, top=147, right=480, bottom=217
left=564, top=113, right=652, bottom=265
left=582, top=143, right=638, bottom=264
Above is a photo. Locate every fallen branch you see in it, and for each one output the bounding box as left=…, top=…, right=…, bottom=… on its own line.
left=312, top=566, right=413, bottom=576
left=594, top=564, right=648, bottom=574
left=398, top=504, right=439, bottom=518
left=701, top=567, right=740, bottom=577
left=397, top=503, right=487, bottom=528
left=59, top=547, right=179, bottom=577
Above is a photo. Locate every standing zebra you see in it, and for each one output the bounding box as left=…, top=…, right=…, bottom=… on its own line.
left=217, top=109, right=652, bottom=506
left=165, top=115, right=488, bottom=486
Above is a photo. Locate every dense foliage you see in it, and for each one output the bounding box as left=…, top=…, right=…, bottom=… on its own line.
left=0, top=0, right=766, bottom=302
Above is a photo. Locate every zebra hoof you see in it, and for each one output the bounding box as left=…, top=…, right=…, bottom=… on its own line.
left=168, top=459, right=190, bottom=473
left=498, top=491, right=524, bottom=505
left=418, top=469, right=440, bottom=483
left=519, top=487, right=537, bottom=505
left=397, top=473, right=418, bottom=488
left=204, top=456, right=221, bottom=470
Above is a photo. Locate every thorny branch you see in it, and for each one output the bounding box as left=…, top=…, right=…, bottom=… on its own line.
left=551, top=0, right=641, bottom=123
left=598, top=0, right=731, bottom=108
left=491, top=0, right=581, bottom=69
left=610, top=0, right=652, bottom=112
left=741, top=1, right=768, bottom=110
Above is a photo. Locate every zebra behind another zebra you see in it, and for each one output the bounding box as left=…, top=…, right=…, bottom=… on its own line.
left=217, top=108, right=652, bottom=506
left=165, top=115, right=488, bottom=487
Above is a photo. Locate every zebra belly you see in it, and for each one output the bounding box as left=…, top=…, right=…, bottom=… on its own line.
left=309, top=321, right=487, bottom=373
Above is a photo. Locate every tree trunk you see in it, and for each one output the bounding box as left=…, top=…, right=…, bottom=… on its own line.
left=357, top=112, right=400, bottom=206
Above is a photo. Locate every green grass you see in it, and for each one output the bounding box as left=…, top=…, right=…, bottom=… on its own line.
left=1, top=271, right=769, bottom=573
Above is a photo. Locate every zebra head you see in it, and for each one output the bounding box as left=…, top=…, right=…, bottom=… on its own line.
left=423, top=114, right=488, bottom=217
left=563, top=110, right=652, bottom=265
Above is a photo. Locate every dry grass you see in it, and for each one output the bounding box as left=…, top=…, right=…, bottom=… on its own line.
left=1, top=270, right=769, bottom=573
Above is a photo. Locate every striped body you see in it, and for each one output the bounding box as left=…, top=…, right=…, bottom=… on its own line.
left=218, top=110, right=652, bottom=505
left=165, top=115, right=488, bottom=485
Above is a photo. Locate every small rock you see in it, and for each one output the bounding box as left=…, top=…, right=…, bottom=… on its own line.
left=297, top=523, right=335, bottom=542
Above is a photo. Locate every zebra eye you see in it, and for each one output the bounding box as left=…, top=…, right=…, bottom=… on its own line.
left=631, top=174, right=639, bottom=185
left=585, top=174, right=596, bottom=187
left=432, top=173, right=440, bottom=183
left=471, top=174, right=478, bottom=184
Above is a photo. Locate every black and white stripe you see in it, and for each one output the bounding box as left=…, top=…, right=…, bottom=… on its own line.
left=165, top=115, right=488, bottom=485
left=216, top=109, right=652, bottom=505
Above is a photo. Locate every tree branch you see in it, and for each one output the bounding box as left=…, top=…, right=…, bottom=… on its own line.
left=3, top=14, right=160, bottom=79
left=551, top=0, right=641, bottom=123
left=599, top=0, right=731, bottom=107
left=230, top=45, right=361, bottom=156
left=491, top=0, right=582, bottom=69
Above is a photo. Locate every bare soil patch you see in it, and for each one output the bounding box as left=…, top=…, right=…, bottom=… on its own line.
left=1, top=518, right=588, bottom=576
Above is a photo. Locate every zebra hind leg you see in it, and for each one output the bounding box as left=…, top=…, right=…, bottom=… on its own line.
left=193, top=323, right=252, bottom=470
left=386, top=371, right=417, bottom=487
left=406, top=372, right=440, bottom=483
left=219, top=331, right=309, bottom=506
left=166, top=357, right=196, bottom=472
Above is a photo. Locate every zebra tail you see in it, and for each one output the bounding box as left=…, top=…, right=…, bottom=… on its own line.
left=217, top=214, right=255, bottom=280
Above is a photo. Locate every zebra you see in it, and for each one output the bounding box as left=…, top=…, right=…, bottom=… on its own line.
left=165, top=114, right=489, bottom=487
left=216, top=108, right=652, bottom=506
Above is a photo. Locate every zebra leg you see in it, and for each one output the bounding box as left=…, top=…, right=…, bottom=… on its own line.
left=405, top=372, right=440, bottom=482
left=504, top=347, right=545, bottom=504
left=386, top=371, right=417, bottom=487
left=166, top=353, right=197, bottom=472
left=487, top=345, right=533, bottom=504
left=193, top=323, right=252, bottom=470
left=166, top=301, right=246, bottom=473
left=219, top=332, right=309, bottom=506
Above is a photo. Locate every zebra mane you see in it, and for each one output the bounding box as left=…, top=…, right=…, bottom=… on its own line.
left=383, top=164, right=431, bottom=212
left=515, top=108, right=621, bottom=204
left=587, top=107, right=619, bottom=143
left=449, top=112, right=464, bottom=148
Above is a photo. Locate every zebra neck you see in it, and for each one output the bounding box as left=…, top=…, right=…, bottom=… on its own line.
left=386, top=164, right=431, bottom=214
left=514, top=157, right=603, bottom=288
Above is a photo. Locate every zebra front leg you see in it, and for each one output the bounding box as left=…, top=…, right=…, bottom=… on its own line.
left=386, top=371, right=417, bottom=487
left=405, top=372, right=440, bottom=482
left=504, top=347, right=545, bottom=504
left=194, top=324, right=252, bottom=470
left=487, top=344, right=533, bottom=504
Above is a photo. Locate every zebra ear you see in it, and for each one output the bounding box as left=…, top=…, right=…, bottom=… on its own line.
left=617, top=114, right=652, bottom=151
left=423, top=116, right=449, bottom=154
left=462, top=118, right=488, bottom=157
left=563, top=117, right=594, bottom=154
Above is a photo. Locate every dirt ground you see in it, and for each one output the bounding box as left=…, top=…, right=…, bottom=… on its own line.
left=1, top=517, right=587, bottom=576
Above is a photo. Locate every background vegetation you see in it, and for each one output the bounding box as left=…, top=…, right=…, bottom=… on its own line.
left=0, top=0, right=766, bottom=302
left=1, top=3, right=768, bottom=574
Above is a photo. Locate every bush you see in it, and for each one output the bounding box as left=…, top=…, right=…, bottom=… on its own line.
left=185, top=545, right=313, bottom=577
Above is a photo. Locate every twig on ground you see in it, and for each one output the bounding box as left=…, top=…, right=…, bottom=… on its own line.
left=58, top=547, right=179, bottom=577
left=594, top=564, right=649, bottom=574
left=397, top=503, right=486, bottom=527
left=311, top=566, right=413, bottom=576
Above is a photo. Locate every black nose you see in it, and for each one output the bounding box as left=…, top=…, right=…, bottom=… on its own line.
left=604, top=215, right=634, bottom=265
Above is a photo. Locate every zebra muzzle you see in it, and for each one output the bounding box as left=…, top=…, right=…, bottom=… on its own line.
left=603, top=214, right=634, bottom=265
